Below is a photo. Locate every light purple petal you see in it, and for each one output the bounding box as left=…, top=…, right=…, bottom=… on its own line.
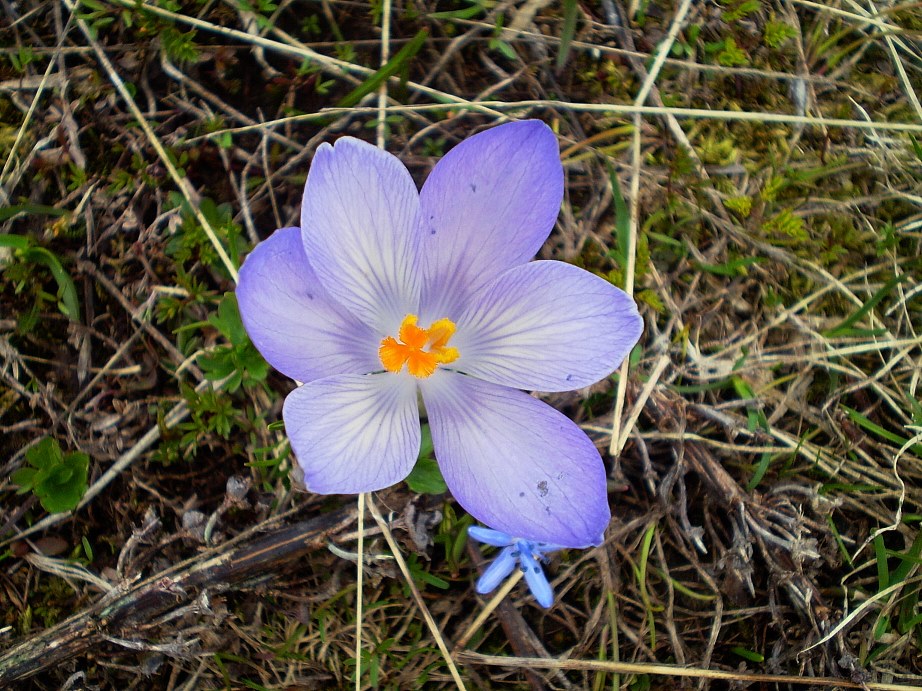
left=452, top=260, right=643, bottom=392
left=476, top=546, right=517, bottom=594
left=236, top=227, right=380, bottom=383
left=519, top=548, right=554, bottom=608
left=421, top=372, right=610, bottom=548
left=417, top=121, right=564, bottom=320
left=301, top=137, right=421, bottom=333
left=468, top=526, right=514, bottom=547
left=283, top=373, right=420, bottom=493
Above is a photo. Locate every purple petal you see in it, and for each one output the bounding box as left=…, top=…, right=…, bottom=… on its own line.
left=468, top=525, right=514, bottom=547
left=417, top=121, right=564, bottom=320
left=520, top=548, right=554, bottom=608
left=476, top=546, right=518, bottom=594
left=237, top=227, right=380, bottom=383
left=421, top=372, right=610, bottom=548
left=283, top=373, right=420, bottom=493
left=301, top=137, right=421, bottom=333
left=453, top=260, right=643, bottom=392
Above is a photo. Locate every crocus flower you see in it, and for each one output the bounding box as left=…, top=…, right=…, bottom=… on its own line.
left=236, top=120, right=643, bottom=547
left=468, top=525, right=563, bottom=608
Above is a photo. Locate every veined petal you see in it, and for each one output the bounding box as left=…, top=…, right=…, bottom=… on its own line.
left=468, top=526, right=514, bottom=547
left=476, top=546, right=518, bottom=594
left=453, top=261, right=643, bottom=392
left=283, top=373, right=420, bottom=494
left=301, top=137, right=421, bottom=333
left=417, top=121, right=564, bottom=320
left=421, top=373, right=610, bottom=547
left=236, top=227, right=380, bottom=383
left=519, top=548, right=554, bottom=608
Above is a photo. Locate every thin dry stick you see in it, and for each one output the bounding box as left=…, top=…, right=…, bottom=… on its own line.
left=100, top=0, right=503, bottom=119
left=801, top=576, right=922, bottom=654
left=355, top=492, right=365, bottom=690
left=454, top=569, right=524, bottom=649
left=792, top=0, right=912, bottom=34
left=376, top=0, right=392, bottom=150
left=0, top=36, right=60, bottom=204
left=354, top=3, right=395, bottom=685
left=454, top=652, right=919, bottom=690
left=366, top=496, right=467, bottom=690
left=196, top=99, right=922, bottom=144
left=611, top=0, right=692, bottom=456
left=62, top=0, right=238, bottom=282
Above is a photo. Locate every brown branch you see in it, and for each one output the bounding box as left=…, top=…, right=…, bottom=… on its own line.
left=0, top=506, right=355, bottom=685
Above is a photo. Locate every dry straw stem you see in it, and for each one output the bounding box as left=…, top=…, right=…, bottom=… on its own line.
left=803, top=575, right=922, bottom=655
left=0, top=37, right=61, bottom=204
left=611, top=0, right=692, bottom=457
left=454, top=569, right=524, bottom=649
left=100, top=0, right=504, bottom=118
left=63, top=0, right=239, bottom=282
left=454, top=652, right=921, bottom=690
left=99, top=0, right=922, bottom=135
left=366, top=495, right=467, bottom=690
left=197, top=99, right=922, bottom=144
left=353, top=4, right=393, bottom=684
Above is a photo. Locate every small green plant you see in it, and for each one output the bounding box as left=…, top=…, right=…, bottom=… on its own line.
left=764, top=19, right=797, bottom=48
left=0, top=230, right=81, bottom=322
left=175, top=383, right=239, bottom=458
left=12, top=437, right=89, bottom=514
left=705, top=36, right=749, bottom=66
left=721, top=0, right=760, bottom=22
left=8, top=46, right=37, bottom=72
left=723, top=195, right=753, bottom=217
left=488, top=13, right=516, bottom=60
left=165, top=193, right=243, bottom=275
left=160, top=26, right=200, bottom=63
left=199, top=293, right=269, bottom=392
left=762, top=208, right=807, bottom=243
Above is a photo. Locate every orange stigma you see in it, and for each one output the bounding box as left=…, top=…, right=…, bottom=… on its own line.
left=379, top=315, right=460, bottom=378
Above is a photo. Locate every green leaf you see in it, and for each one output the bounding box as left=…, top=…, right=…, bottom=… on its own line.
left=26, top=436, right=64, bottom=470
left=0, top=237, right=81, bottom=321
left=11, top=467, right=37, bottom=492
left=605, top=162, right=631, bottom=280
left=822, top=274, right=907, bottom=338
left=418, top=423, right=434, bottom=459
left=910, top=135, right=922, bottom=163
left=19, top=442, right=89, bottom=514
left=50, top=465, right=74, bottom=484
left=209, top=292, right=247, bottom=343
left=556, top=0, right=579, bottom=69
left=694, top=256, right=765, bottom=277
left=0, top=204, right=67, bottom=223
left=0, top=232, right=32, bottom=250
left=730, top=646, right=765, bottom=663
left=429, top=3, right=484, bottom=20
left=22, top=246, right=81, bottom=321
left=492, top=39, right=517, bottom=61
left=405, top=456, right=447, bottom=495
left=841, top=405, right=922, bottom=457
left=37, top=484, right=83, bottom=514
left=336, top=29, right=428, bottom=108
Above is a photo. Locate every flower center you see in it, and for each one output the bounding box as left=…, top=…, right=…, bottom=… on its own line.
left=379, top=314, right=460, bottom=379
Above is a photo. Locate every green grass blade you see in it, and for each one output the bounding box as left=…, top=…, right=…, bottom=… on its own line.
left=336, top=29, right=428, bottom=108
left=556, top=0, right=578, bottom=69
left=20, top=247, right=81, bottom=321
left=605, top=161, right=630, bottom=277
left=822, top=274, right=907, bottom=337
